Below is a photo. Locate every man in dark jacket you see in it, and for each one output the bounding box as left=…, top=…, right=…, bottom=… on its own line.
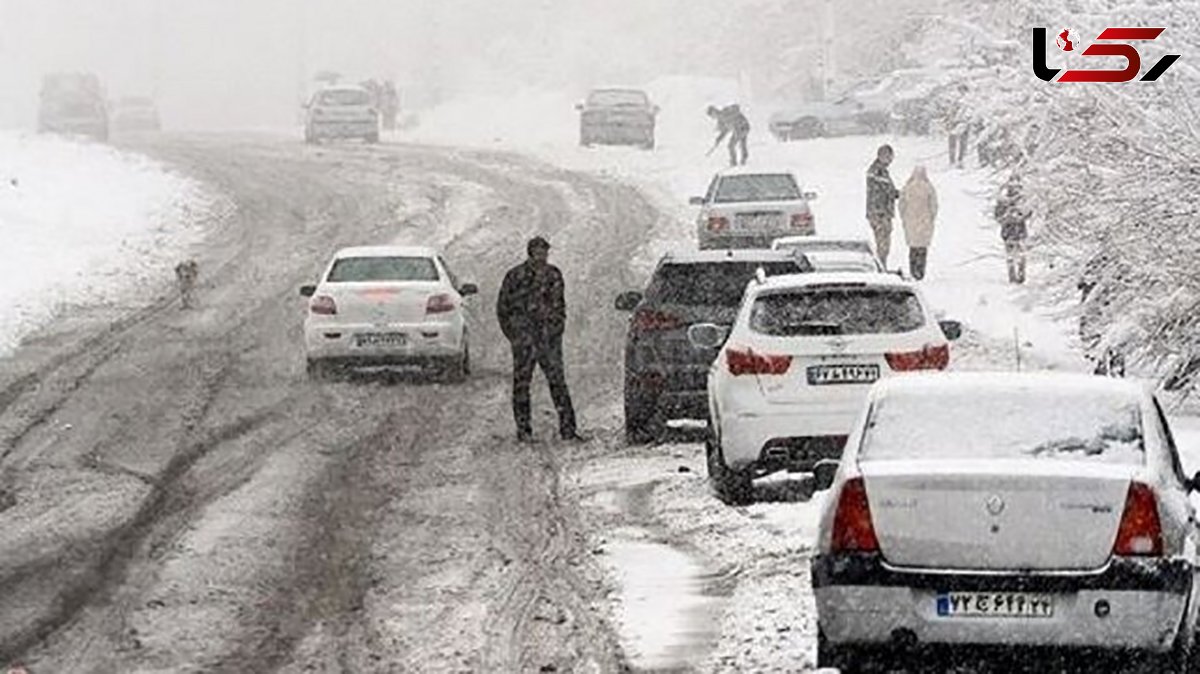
left=707, top=104, right=750, bottom=166
left=994, top=173, right=1030, bottom=284
left=497, top=236, right=581, bottom=442
left=866, top=144, right=900, bottom=267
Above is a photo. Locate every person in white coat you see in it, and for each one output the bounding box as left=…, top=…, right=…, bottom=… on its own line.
left=898, top=166, right=938, bottom=280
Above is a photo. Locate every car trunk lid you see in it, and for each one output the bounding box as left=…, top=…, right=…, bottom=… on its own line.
left=861, top=460, right=1132, bottom=571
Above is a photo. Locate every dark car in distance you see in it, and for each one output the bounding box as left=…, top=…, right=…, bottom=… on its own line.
left=577, top=88, right=658, bottom=149
left=614, top=249, right=812, bottom=443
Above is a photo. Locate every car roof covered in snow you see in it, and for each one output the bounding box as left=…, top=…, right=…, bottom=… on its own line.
left=715, top=166, right=799, bottom=178
left=333, top=245, right=437, bottom=259
left=871, top=371, right=1148, bottom=401
left=316, top=84, right=369, bottom=94
left=751, top=271, right=909, bottom=291
left=771, top=235, right=874, bottom=249
left=658, top=248, right=804, bottom=265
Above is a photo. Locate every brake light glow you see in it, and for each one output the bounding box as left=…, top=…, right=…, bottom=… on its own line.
left=791, top=212, right=814, bottom=229
left=633, top=308, right=683, bottom=332
left=725, top=347, right=792, bottom=376
left=1113, top=482, right=1163, bottom=557
left=885, top=344, right=950, bottom=371
left=310, top=295, right=337, bottom=315
left=707, top=216, right=729, bottom=232
left=831, top=477, right=879, bottom=553
left=426, top=293, right=456, bottom=314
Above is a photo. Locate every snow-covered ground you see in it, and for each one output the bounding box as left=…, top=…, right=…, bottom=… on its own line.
left=0, top=132, right=218, bottom=356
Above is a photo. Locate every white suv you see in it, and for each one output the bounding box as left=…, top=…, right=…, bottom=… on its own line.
left=300, top=246, right=476, bottom=380
left=691, top=168, right=817, bottom=249
left=689, top=272, right=960, bottom=504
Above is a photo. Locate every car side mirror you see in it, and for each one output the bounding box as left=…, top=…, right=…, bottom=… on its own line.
left=614, top=290, right=643, bottom=311
left=575, top=102, right=584, bottom=111
left=803, top=191, right=818, bottom=201
left=688, top=196, right=705, bottom=206
left=653, top=105, right=661, bottom=114
left=813, top=459, right=839, bottom=491
left=299, top=284, right=317, bottom=298
left=687, top=323, right=729, bottom=350
left=939, top=320, right=963, bottom=341
left=459, top=282, right=479, bottom=296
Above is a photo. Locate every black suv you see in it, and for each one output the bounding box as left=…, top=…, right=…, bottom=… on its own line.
left=614, top=249, right=811, bottom=443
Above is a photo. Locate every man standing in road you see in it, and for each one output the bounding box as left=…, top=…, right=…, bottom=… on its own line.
left=497, top=236, right=582, bottom=443
left=995, top=173, right=1030, bottom=284
left=707, top=104, right=750, bottom=167
left=866, top=144, right=900, bottom=268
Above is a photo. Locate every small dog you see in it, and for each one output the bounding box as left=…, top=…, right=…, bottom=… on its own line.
left=174, top=259, right=199, bottom=309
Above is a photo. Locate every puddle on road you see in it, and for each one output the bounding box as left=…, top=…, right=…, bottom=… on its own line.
left=604, top=530, right=728, bottom=672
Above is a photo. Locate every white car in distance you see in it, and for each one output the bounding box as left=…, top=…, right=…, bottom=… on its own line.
left=689, top=272, right=961, bottom=504
left=692, top=168, right=817, bottom=249
left=812, top=373, right=1200, bottom=673
left=304, top=85, right=380, bottom=144
left=771, top=235, right=884, bottom=273
left=301, top=246, right=476, bottom=380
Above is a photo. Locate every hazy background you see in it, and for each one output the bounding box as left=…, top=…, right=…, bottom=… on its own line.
left=0, top=0, right=933, bottom=130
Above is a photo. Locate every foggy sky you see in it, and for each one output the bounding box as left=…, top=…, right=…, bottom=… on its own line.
left=0, top=0, right=924, bottom=130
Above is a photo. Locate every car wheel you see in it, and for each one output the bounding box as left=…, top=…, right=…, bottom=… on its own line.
left=624, top=389, right=663, bottom=444
left=817, top=631, right=885, bottom=673
left=440, top=351, right=468, bottom=384
left=642, top=136, right=655, bottom=150
left=706, top=428, right=753, bottom=505
left=306, top=358, right=332, bottom=381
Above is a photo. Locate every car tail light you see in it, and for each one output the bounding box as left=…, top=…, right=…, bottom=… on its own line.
left=791, top=212, right=814, bottom=230
left=707, top=216, right=729, bottom=232
left=1113, top=482, right=1163, bottom=557
left=725, top=347, right=792, bottom=376
left=426, top=293, right=456, bottom=314
left=310, top=295, right=337, bottom=315
left=831, top=477, right=879, bottom=553
left=885, top=344, right=950, bottom=371
left=633, top=308, right=683, bottom=332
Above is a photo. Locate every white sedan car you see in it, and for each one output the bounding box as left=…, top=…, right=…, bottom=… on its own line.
left=813, top=373, right=1200, bottom=673
left=301, top=246, right=476, bottom=380
left=690, top=272, right=960, bottom=504
left=692, top=168, right=817, bottom=250
left=771, top=235, right=884, bottom=273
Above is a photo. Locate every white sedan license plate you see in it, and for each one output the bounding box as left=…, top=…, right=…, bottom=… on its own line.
left=936, top=592, right=1055, bottom=619
left=807, top=364, right=879, bottom=385
left=355, top=332, right=406, bottom=348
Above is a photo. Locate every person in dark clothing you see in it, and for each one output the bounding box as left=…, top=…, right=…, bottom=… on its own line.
left=866, top=144, right=900, bottom=267
left=994, top=173, right=1030, bottom=284
left=707, top=104, right=750, bottom=166
left=497, top=236, right=581, bottom=442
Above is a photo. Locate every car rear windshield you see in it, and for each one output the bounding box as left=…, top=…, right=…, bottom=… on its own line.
left=318, top=89, right=371, bottom=106
left=648, top=261, right=805, bottom=307
left=326, top=257, right=439, bottom=283
left=713, top=175, right=801, bottom=203
left=749, top=287, right=923, bottom=336
left=804, top=251, right=879, bottom=272
left=860, top=390, right=1145, bottom=465
left=588, top=90, right=648, bottom=106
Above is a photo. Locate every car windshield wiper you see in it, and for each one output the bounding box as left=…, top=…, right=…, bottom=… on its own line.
left=776, top=320, right=842, bottom=336
left=1026, top=437, right=1105, bottom=457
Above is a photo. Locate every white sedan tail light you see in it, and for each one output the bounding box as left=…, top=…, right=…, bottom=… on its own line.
left=310, top=295, right=337, bottom=315
left=831, top=477, right=879, bottom=553
left=425, top=293, right=456, bottom=314
left=1112, top=482, right=1163, bottom=557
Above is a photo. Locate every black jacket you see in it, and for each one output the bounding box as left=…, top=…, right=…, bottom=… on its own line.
left=866, top=159, right=899, bottom=217
left=994, top=185, right=1030, bottom=241
left=714, top=105, right=750, bottom=142
left=497, top=260, right=566, bottom=343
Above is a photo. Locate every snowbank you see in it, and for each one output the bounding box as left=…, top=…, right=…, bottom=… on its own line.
left=0, top=133, right=216, bottom=355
